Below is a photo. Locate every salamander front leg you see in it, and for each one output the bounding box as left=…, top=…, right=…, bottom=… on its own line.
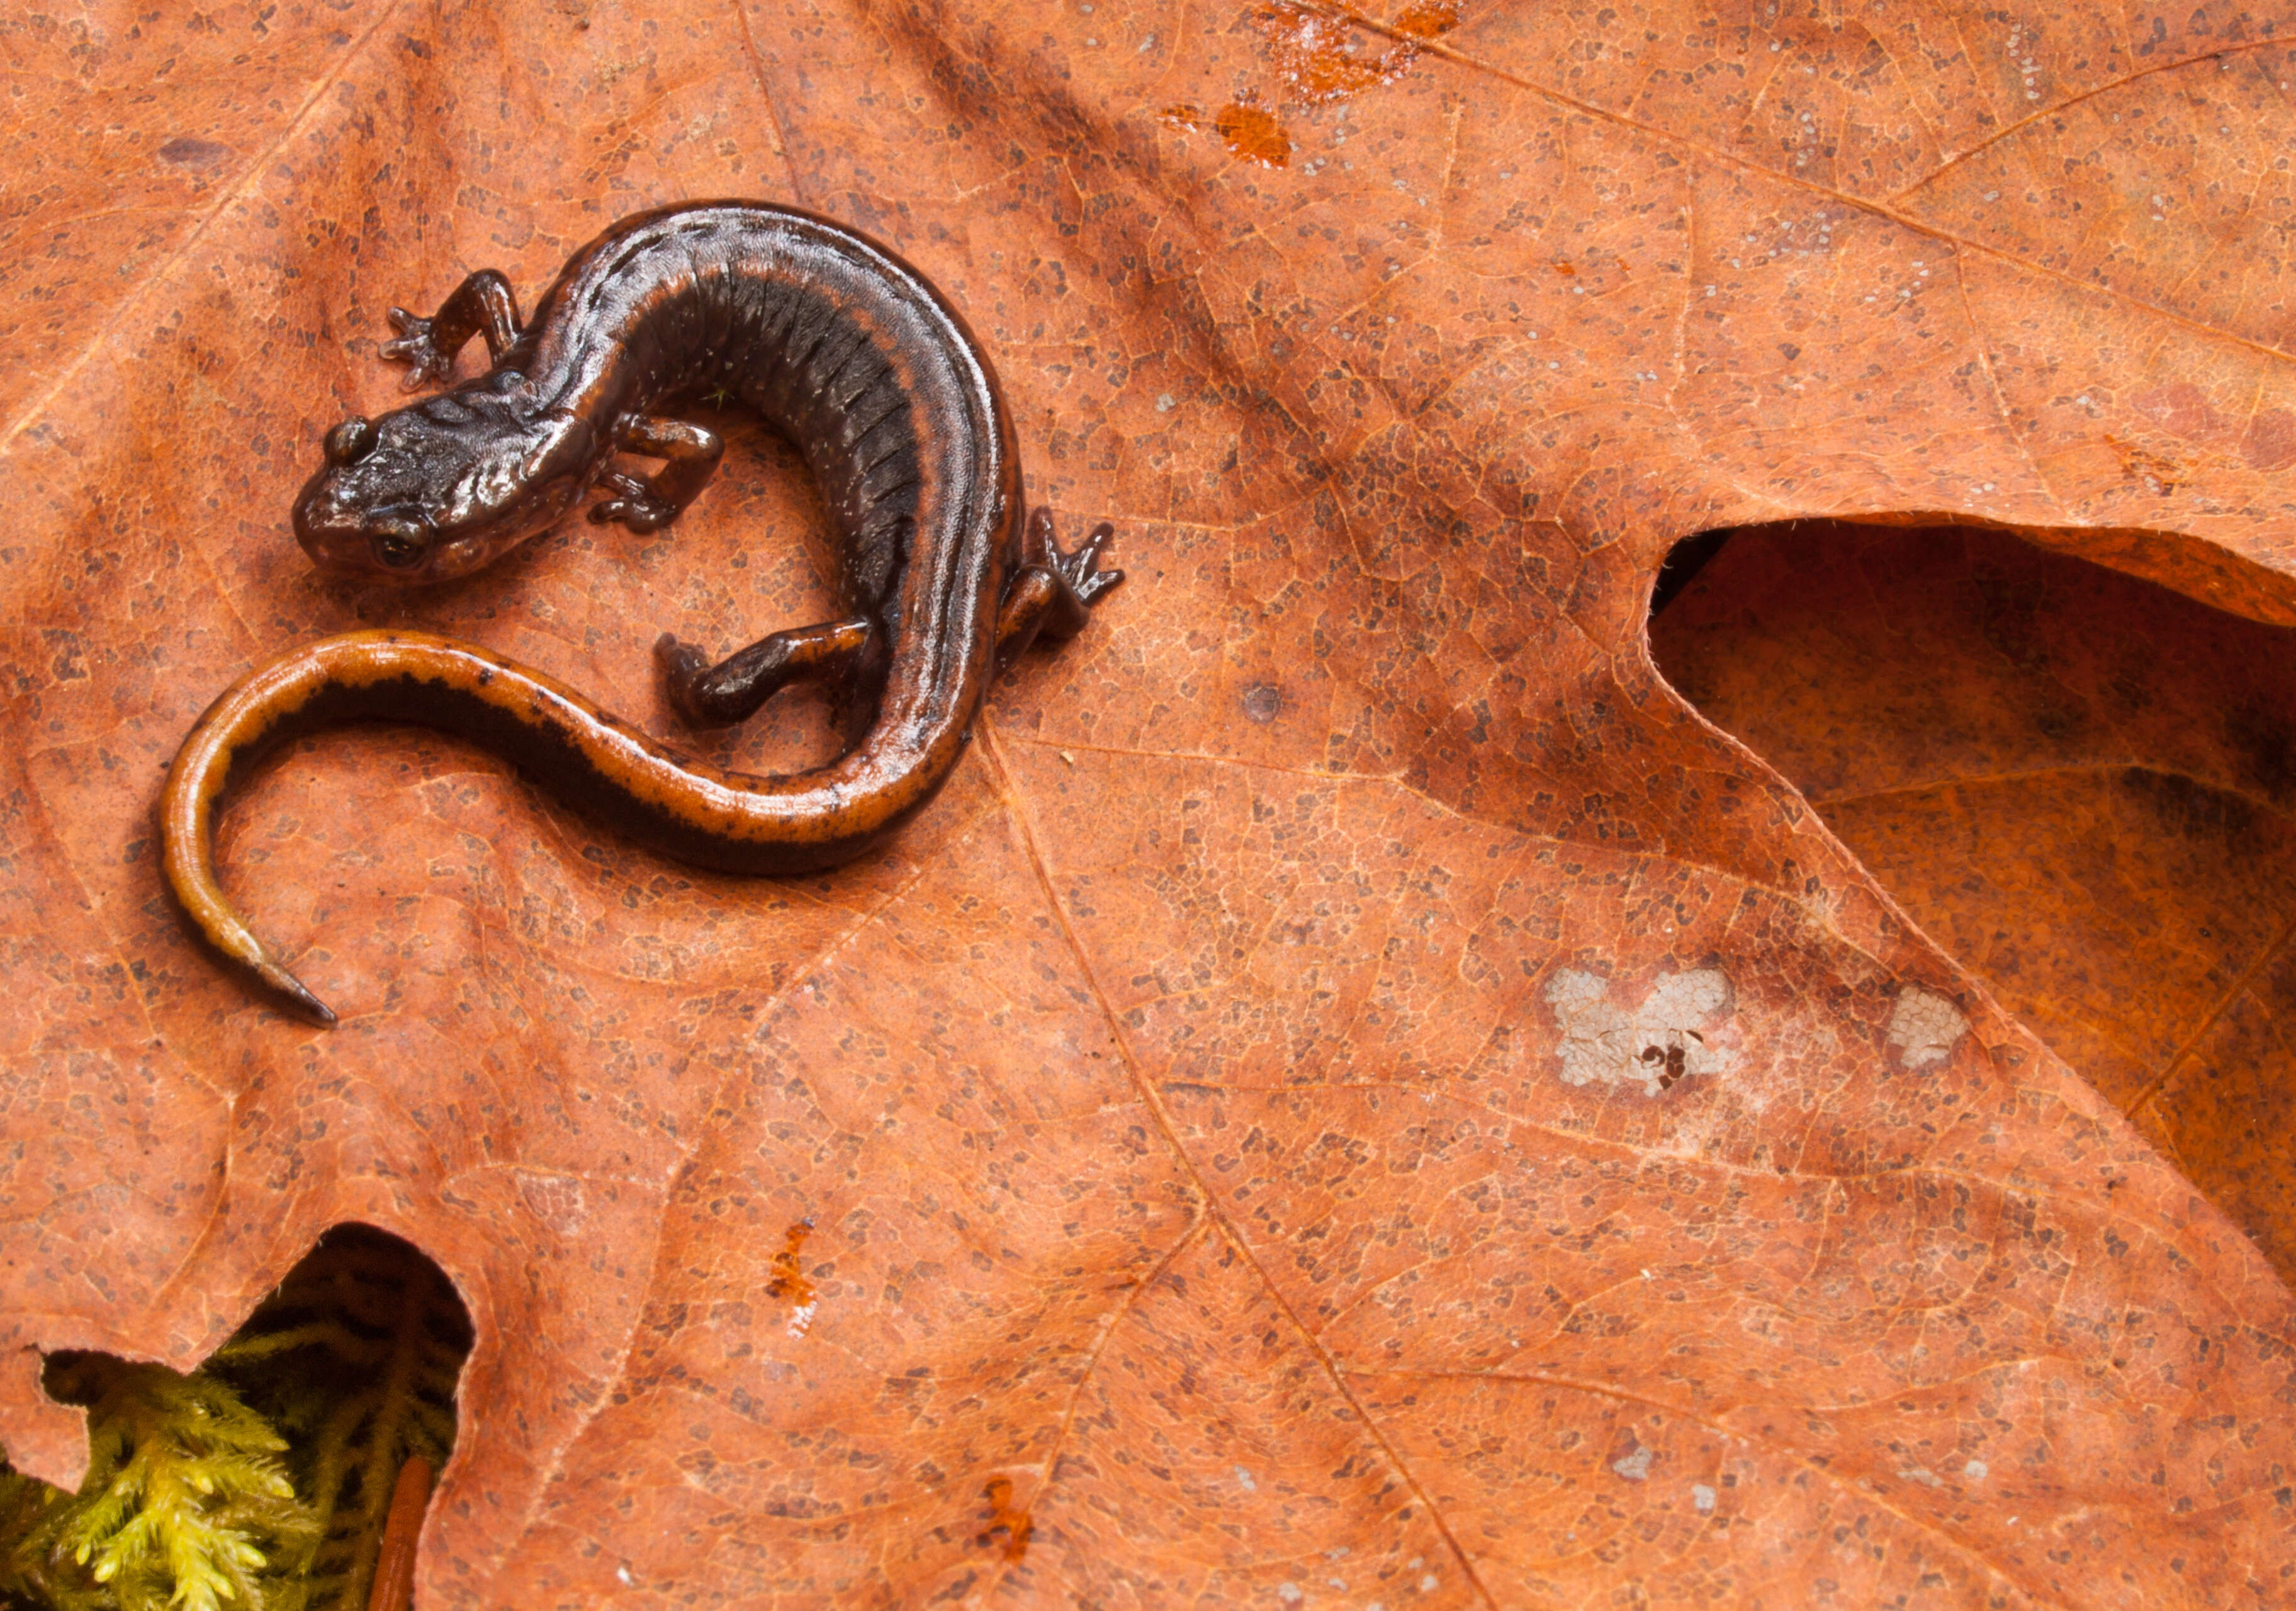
left=380, top=270, right=522, bottom=388
left=656, top=616, right=879, bottom=728
left=592, top=415, right=725, bottom=534
left=996, top=510, right=1123, bottom=665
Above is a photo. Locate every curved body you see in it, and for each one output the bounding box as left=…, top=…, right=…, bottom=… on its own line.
left=164, top=201, right=1119, bottom=1024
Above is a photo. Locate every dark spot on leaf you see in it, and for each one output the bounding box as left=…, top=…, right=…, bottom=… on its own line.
left=2115, top=767, right=2257, bottom=847
left=1640, top=1043, right=1689, bottom=1090
left=2225, top=699, right=2296, bottom=806
left=157, top=135, right=230, bottom=166
left=2242, top=409, right=2296, bottom=472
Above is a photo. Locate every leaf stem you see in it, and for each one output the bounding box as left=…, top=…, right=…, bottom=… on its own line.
left=359, top=1461, right=429, bottom=1611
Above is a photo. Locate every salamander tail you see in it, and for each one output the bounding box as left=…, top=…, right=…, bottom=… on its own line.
left=166, top=862, right=340, bottom=1029
left=247, top=952, right=339, bottom=1029
left=159, top=626, right=932, bottom=1022
left=158, top=653, right=342, bottom=1029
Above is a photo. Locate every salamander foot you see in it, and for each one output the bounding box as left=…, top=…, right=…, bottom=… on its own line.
left=380, top=308, right=454, bottom=389
left=655, top=633, right=716, bottom=727
left=1054, top=519, right=1123, bottom=610
left=592, top=472, right=678, bottom=534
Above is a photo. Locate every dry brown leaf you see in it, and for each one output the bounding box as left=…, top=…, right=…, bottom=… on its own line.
left=1653, top=520, right=2296, bottom=1286
left=5, top=1, right=2296, bottom=1604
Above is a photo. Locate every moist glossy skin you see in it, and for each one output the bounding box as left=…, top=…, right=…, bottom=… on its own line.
left=293, top=368, right=599, bottom=582
left=167, top=200, right=1121, bottom=1025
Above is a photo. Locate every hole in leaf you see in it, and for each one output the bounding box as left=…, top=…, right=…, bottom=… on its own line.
left=0, top=1224, right=472, bottom=1611
left=1650, top=519, right=2296, bottom=1283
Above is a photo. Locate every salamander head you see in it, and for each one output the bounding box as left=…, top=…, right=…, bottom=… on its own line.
left=293, top=376, right=598, bottom=583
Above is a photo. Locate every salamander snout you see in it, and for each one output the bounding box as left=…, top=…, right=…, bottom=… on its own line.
left=302, top=418, right=435, bottom=571
left=291, top=460, right=436, bottom=579
left=292, top=407, right=473, bottom=581
left=293, top=397, right=598, bottom=584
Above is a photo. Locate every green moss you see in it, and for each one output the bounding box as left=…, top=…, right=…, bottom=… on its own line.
left=208, top=1231, right=466, bottom=1611
left=1, top=1229, right=470, bottom=1611
left=1, top=1362, right=316, bottom=1611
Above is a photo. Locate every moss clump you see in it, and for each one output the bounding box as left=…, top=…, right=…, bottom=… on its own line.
left=1, top=1227, right=470, bottom=1611
left=208, top=1229, right=465, bottom=1611
left=1, top=1361, right=317, bottom=1611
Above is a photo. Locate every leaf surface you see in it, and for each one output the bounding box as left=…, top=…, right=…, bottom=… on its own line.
left=1654, top=520, right=2296, bottom=1287
left=4, top=2, right=2296, bottom=1604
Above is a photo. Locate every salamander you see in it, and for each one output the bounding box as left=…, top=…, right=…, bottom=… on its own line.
left=160, top=200, right=1121, bottom=1026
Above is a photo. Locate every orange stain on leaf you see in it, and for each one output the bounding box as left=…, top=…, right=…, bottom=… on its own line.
left=1252, top=1, right=1455, bottom=103
left=976, top=1477, right=1032, bottom=1562
left=1390, top=0, right=1461, bottom=38
left=763, top=1217, right=818, bottom=1334
left=1213, top=103, right=1291, bottom=167
left=2105, top=434, right=2183, bottom=494
left=1167, top=1, right=1455, bottom=167
left=1161, top=101, right=1292, bottom=167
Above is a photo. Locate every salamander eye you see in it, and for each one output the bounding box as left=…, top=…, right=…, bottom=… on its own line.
left=368, top=517, right=430, bottom=571
left=325, top=417, right=380, bottom=465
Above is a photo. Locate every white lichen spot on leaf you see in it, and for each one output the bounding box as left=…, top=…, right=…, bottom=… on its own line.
left=1886, top=987, right=1967, bottom=1070
left=1544, top=968, right=1738, bottom=1096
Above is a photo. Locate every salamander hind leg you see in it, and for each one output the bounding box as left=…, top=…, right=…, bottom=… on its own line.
left=996, top=509, right=1123, bottom=664
left=380, top=269, right=522, bottom=388
left=592, top=415, right=725, bottom=534
left=656, top=616, right=878, bottom=728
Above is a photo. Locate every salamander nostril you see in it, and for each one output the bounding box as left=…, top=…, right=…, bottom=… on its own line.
left=326, top=417, right=379, bottom=465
